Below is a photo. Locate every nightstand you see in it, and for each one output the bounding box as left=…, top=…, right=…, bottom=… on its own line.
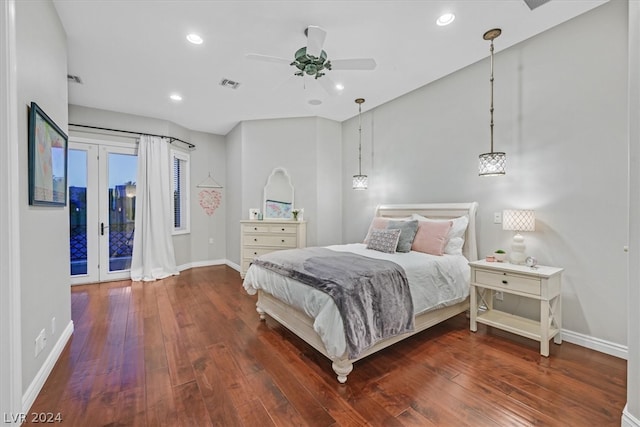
left=469, top=260, right=564, bottom=356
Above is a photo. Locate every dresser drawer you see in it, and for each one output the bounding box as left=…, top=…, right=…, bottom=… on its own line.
left=474, top=270, right=541, bottom=296
left=243, top=248, right=275, bottom=259
left=244, top=235, right=297, bottom=247
left=242, top=224, right=271, bottom=233
left=269, top=224, right=298, bottom=234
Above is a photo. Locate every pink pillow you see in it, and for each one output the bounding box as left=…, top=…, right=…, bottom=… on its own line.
left=411, top=220, right=453, bottom=256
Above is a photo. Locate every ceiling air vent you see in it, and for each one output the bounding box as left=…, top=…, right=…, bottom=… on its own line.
left=523, top=0, right=552, bottom=10
left=67, top=74, right=83, bottom=84
left=219, top=78, right=240, bottom=89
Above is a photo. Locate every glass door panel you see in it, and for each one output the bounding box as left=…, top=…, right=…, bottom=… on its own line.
left=105, top=152, right=137, bottom=274
left=69, top=142, right=99, bottom=285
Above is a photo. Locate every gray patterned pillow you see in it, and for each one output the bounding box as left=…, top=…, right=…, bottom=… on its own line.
left=366, top=228, right=402, bottom=253
left=386, top=219, right=419, bottom=252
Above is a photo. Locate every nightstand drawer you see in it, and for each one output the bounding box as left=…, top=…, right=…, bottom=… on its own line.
left=475, top=270, right=541, bottom=296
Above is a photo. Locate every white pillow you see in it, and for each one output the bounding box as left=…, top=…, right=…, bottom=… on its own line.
left=412, top=214, right=469, bottom=255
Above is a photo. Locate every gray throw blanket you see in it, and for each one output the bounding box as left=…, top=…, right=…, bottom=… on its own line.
left=252, top=247, right=414, bottom=359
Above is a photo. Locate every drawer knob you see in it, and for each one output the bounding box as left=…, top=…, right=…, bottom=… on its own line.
left=281, top=239, right=285, bottom=243
left=281, top=228, right=285, bottom=231
left=254, top=238, right=257, bottom=242
left=253, top=252, right=257, bottom=255
left=254, top=227, right=258, bottom=231
left=502, top=280, right=508, bottom=284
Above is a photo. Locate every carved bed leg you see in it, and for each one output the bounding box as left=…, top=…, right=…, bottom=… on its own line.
left=332, top=360, right=353, bottom=384
left=256, top=304, right=266, bottom=321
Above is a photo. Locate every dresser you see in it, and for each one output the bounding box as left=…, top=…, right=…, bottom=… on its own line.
left=240, top=220, right=307, bottom=277
left=469, top=260, right=564, bottom=356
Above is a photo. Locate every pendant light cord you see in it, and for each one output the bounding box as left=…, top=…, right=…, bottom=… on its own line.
left=489, top=38, right=495, bottom=154
left=358, top=101, right=362, bottom=175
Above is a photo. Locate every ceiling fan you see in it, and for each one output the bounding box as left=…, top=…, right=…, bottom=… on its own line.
left=246, top=26, right=376, bottom=83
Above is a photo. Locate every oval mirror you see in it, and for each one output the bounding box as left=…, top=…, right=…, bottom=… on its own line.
left=263, top=168, right=294, bottom=219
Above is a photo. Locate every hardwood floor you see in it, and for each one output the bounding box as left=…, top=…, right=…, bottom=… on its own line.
left=27, top=265, right=626, bottom=426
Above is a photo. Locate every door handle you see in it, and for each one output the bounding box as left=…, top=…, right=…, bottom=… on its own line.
left=101, top=222, right=108, bottom=236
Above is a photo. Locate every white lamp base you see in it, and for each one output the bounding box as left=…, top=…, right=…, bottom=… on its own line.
left=509, top=233, right=527, bottom=264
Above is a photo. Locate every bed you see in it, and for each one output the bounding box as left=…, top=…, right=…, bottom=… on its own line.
left=242, top=202, right=479, bottom=383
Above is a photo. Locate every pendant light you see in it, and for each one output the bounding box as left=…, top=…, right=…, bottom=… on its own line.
left=478, top=28, right=506, bottom=176
left=352, top=98, right=368, bottom=190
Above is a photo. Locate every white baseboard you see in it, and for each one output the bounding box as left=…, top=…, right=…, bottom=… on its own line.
left=623, top=405, right=640, bottom=427
left=22, top=320, right=74, bottom=413
left=561, top=328, right=628, bottom=360
left=177, top=259, right=242, bottom=274
left=177, top=258, right=228, bottom=272
left=225, top=260, right=241, bottom=272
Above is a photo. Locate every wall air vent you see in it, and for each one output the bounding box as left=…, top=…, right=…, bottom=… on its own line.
left=523, top=0, right=552, bottom=10
left=67, top=74, right=83, bottom=84
left=219, top=78, right=240, bottom=89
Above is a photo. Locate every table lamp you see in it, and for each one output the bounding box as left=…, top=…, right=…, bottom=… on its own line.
left=502, top=209, right=535, bottom=264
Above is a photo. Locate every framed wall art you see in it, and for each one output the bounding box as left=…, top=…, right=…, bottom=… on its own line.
left=28, top=102, right=68, bottom=206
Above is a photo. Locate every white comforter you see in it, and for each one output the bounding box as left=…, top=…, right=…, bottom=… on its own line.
left=242, top=243, right=470, bottom=359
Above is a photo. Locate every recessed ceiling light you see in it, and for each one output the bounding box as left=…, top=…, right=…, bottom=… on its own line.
left=308, top=99, right=322, bottom=106
left=186, top=33, right=203, bottom=45
left=335, top=83, right=344, bottom=91
left=436, top=13, right=455, bottom=26
left=170, top=94, right=183, bottom=101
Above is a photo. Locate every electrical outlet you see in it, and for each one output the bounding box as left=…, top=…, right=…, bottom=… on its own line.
left=51, top=317, right=56, bottom=335
left=493, top=212, right=502, bottom=224
left=495, top=291, right=504, bottom=301
left=208, top=237, right=214, bottom=244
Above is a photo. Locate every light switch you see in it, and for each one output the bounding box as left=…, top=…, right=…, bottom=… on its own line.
left=493, top=212, right=502, bottom=224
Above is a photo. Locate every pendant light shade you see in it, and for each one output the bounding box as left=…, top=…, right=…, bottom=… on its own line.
left=479, top=28, right=506, bottom=176
left=352, top=98, right=368, bottom=190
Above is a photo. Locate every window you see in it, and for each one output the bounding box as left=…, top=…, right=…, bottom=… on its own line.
left=171, top=150, right=190, bottom=234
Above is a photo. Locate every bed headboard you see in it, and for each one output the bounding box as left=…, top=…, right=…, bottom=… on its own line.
left=374, top=202, right=479, bottom=262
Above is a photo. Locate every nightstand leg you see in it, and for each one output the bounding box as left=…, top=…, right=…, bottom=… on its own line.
left=470, top=284, right=477, bottom=332
left=540, top=299, right=550, bottom=357
left=554, top=295, right=563, bottom=345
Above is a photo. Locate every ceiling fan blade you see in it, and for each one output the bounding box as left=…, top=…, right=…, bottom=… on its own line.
left=306, top=26, right=327, bottom=58
left=331, top=58, right=377, bottom=70
left=245, top=53, right=291, bottom=65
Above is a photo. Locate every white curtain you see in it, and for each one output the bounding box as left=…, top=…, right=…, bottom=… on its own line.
left=130, top=135, right=178, bottom=281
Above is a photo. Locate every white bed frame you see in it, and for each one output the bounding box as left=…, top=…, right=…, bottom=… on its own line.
left=255, top=202, right=479, bottom=383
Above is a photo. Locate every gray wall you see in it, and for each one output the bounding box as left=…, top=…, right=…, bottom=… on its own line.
left=16, top=0, right=71, bottom=393
left=342, top=0, right=628, bottom=347
left=225, top=116, right=343, bottom=266
left=68, top=105, right=227, bottom=268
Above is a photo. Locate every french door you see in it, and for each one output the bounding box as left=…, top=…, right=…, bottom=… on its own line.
left=69, top=139, right=138, bottom=284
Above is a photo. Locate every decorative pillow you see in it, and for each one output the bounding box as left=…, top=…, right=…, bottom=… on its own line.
left=386, top=219, right=419, bottom=253
left=366, top=228, right=402, bottom=253
left=412, top=214, right=469, bottom=255
left=363, top=216, right=411, bottom=243
left=411, top=220, right=452, bottom=256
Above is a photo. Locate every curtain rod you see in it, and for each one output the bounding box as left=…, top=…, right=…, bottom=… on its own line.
left=68, top=123, right=196, bottom=149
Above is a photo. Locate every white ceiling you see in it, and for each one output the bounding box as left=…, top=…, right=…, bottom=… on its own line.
left=52, top=0, right=607, bottom=136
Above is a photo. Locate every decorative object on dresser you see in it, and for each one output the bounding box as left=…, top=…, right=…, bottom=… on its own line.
left=469, top=259, right=563, bottom=357
left=502, top=209, right=535, bottom=264
left=263, top=167, right=294, bottom=219
left=352, top=98, right=368, bottom=190
left=243, top=202, right=479, bottom=383
left=239, top=219, right=307, bottom=278
left=478, top=28, right=506, bottom=176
